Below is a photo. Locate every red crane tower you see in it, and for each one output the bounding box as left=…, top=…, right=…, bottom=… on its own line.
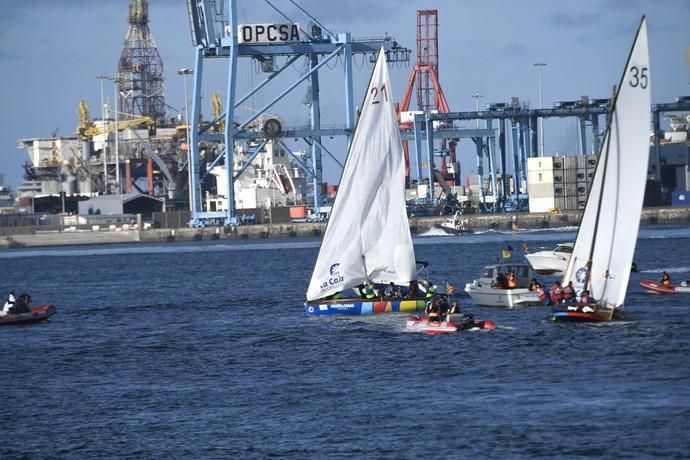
left=398, top=9, right=458, bottom=189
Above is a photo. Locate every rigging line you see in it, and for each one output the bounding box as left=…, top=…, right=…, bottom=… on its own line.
left=287, top=0, right=335, bottom=38
left=263, top=0, right=314, bottom=41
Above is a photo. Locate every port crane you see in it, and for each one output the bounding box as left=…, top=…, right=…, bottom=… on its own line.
left=185, top=0, right=410, bottom=226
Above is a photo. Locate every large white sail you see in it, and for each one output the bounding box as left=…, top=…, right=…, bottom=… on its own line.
left=306, top=49, right=416, bottom=302
left=562, top=18, right=650, bottom=309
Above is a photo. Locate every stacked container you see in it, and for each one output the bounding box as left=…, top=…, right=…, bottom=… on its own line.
left=527, top=157, right=556, bottom=212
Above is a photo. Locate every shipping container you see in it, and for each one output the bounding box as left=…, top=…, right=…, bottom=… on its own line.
left=289, top=206, right=307, bottom=219
left=528, top=182, right=556, bottom=198
left=563, top=156, right=578, bottom=169
left=528, top=157, right=553, bottom=171
left=564, top=169, right=578, bottom=185
left=554, top=196, right=567, bottom=210
left=528, top=169, right=554, bottom=184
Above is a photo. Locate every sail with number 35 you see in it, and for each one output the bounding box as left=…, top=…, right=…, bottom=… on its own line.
left=554, top=17, right=651, bottom=321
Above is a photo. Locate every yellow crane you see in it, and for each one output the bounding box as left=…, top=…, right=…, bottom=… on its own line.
left=211, top=91, right=225, bottom=133
left=76, top=99, right=155, bottom=139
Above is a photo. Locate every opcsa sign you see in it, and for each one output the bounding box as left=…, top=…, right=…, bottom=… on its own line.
left=236, top=23, right=301, bottom=44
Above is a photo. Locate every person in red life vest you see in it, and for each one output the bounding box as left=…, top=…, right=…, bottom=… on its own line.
left=537, top=283, right=551, bottom=305
left=550, top=281, right=564, bottom=304
left=562, top=281, right=576, bottom=303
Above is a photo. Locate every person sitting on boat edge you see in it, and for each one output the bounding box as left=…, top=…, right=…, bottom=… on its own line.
left=426, top=295, right=449, bottom=323
left=384, top=282, right=401, bottom=299
left=1, top=291, right=16, bottom=316
left=660, top=271, right=672, bottom=286
left=579, top=289, right=591, bottom=304
left=562, top=282, right=576, bottom=303
left=10, top=293, right=31, bottom=314
left=362, top=281, right=380, bottom=300
left=405, top=280, right=420, bottom=298
left=424, top=281, right=436, bottom=299
left=537, top=284, right=550, bottom=305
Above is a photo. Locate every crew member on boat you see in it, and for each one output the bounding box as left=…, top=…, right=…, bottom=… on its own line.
left=405, top=280, right=420, bottom=298
left=1, top=291, right=16, bottom=315
left=562, top=282, right=576, bottom=303
left=362, top=281, right=380, bottom=300
left=579, top=289, right=591, bottom=304
left=384, top=282, right=401, bottom=299
left=425, top=282, right=436, bottom=299
left=493, top=272, right=507, bottom=289
left=660, top=271, right=672, bottom=286
left=538, top=284, right=550, bottom=305
left=426, top=296, right=441, bottom=323
left=506, top=271, right=518, bottom=289
left=550, top=281, right=564, bottom=304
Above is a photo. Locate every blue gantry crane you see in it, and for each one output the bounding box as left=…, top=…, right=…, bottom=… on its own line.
left=185, top=0, right=410, bottom=226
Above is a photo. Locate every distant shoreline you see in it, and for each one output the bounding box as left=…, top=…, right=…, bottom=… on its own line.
left=1, top=207, right=688, bottom=249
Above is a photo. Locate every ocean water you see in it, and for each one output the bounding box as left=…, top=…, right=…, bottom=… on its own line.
left=2, top=225, right=690, bottom=459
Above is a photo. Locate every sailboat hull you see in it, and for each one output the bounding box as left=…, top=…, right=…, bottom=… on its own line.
left=304, top=298, right=427, bottom=316
left=551, top=304, right=626, bottom=322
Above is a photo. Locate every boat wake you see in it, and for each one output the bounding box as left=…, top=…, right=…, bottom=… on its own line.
left=638, top=266, right=690, bottom=274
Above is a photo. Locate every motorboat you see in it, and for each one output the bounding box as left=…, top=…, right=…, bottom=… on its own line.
left=524, top=243, right=573, bottom=275
left=0, top=304, right=56, bottom=325
left=406, top=314, right=496, bottom=334
left=640, top=279, right=690, bottom=294
left=464, top=262, right=540, bottom=308
left=439, top=212, right=473, bottom=235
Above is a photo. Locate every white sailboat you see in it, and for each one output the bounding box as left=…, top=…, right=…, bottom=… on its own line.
left=304, top=48, right=427, bottom=316
left=553, top=17, right=651, bottom=322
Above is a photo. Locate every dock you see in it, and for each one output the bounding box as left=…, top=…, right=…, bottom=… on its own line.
left=1, top=207, right=688, bottom=249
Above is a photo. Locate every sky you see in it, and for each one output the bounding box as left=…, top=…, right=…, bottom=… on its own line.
left=1, top=0, right=689, bottom=189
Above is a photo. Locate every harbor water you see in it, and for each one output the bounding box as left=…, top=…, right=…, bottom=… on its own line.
left=2, top=225, right=690, bottom=458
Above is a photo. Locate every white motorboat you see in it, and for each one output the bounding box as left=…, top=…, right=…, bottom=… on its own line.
left=464, top=262, right=540, bottom=308
left=439, top=212, right=473, bottom=235
left=524, top=243, right=573, bottom=275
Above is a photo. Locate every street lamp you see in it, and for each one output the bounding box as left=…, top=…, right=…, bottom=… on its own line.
left=533, top=62, right=547, bottom=157
left=471, top=92, right=483, bottom=128
left=177, top=68, right=194, bottom=212
left=97, top=75, right=110, bottom=193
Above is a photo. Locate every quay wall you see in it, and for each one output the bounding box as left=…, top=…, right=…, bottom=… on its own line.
left=1, top=207, right=689, bottom=249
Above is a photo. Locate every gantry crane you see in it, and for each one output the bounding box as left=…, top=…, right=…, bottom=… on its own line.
left=185, top=0, right=410, bottom=226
